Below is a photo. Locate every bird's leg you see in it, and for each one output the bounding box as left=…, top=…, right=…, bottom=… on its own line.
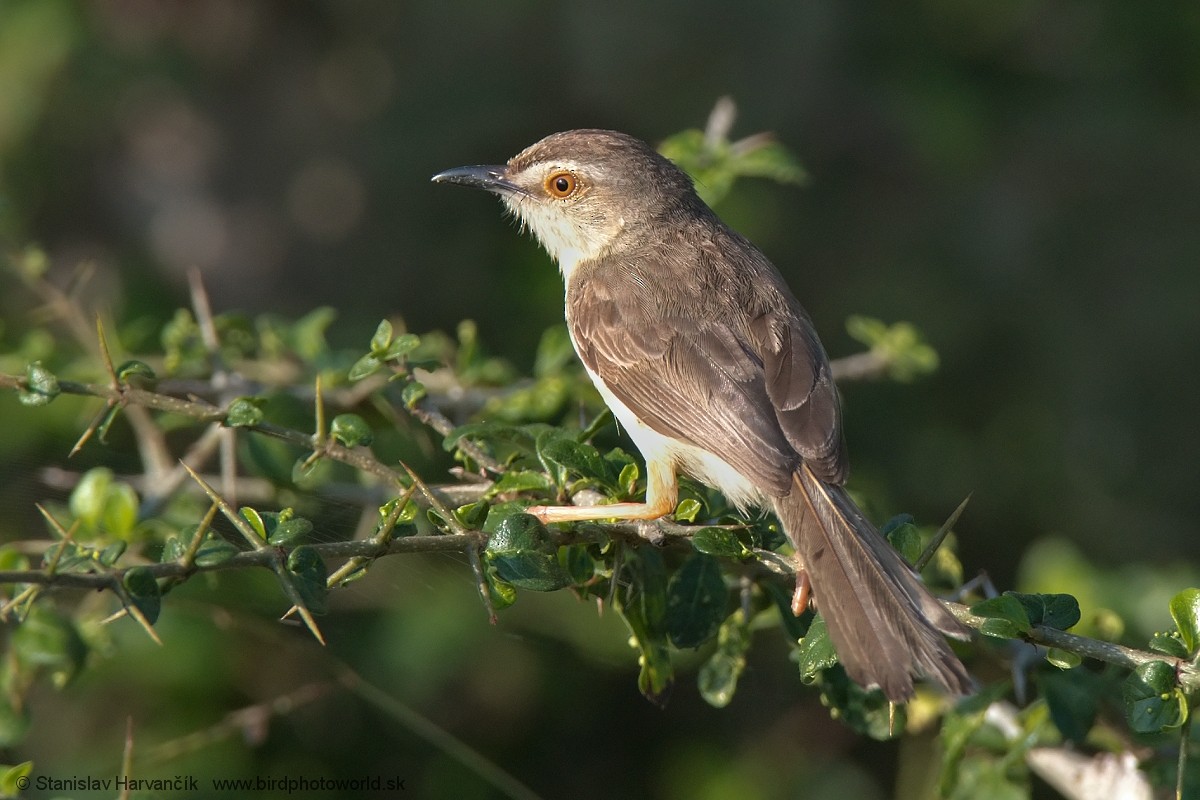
left=528, top=458, right=677, bottom=523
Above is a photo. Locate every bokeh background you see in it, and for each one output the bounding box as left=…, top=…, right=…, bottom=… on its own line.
left=2, top=1, right=1199, bottom=798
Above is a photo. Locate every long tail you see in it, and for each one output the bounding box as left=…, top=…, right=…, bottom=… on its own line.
left=772, top=465, right=972, bottom=702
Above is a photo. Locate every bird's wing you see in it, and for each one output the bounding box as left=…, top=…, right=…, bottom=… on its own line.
left=569, top=274, right=843, bottom=495
left=749, top=304, right=846, bottom=482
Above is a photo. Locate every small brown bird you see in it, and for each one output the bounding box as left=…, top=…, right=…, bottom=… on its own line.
left=433, top=129, right=971, bottom=701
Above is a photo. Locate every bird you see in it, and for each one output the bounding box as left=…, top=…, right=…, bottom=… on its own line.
left=432, top=129, right=971, bottom=701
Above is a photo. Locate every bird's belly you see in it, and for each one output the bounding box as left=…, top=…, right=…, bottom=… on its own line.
left=580, top=364, right=764, bottom=512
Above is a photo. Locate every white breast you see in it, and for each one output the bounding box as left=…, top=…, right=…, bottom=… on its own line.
left=578, top=361, right=764, bottom=514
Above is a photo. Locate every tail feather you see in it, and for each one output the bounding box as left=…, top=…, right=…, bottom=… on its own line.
left=773, top=465, right=972, bottom=701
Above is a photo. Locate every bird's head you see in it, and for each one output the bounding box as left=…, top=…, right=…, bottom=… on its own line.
left=432, top=129, right=701, bottom=278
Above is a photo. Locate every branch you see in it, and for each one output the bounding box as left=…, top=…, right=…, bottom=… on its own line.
left=947, top=600, right=1200, bottom=693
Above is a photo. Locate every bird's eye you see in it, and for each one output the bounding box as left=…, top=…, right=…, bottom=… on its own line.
left=544, top=170, right=576, bottom=198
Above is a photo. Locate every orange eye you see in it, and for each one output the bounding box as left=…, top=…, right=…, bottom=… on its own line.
left=544, top=170, right=576, bottom=198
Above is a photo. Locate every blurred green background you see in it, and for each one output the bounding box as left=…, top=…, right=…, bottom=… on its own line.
left=2, top=1, right=1199, bottom=797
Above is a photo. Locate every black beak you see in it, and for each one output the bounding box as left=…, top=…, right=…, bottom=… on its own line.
left=431, top=165, right=522, bottom=196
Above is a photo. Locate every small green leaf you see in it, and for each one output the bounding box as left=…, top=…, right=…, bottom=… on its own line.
left=666, top=553, right=727, bottom=648
left=1009, top=592, right=1081, bottom=631
left=1123, top=660, right=1186, bottom=733
left=18, top=361, right=60, bottom=406
left=698, top=611, right=750, bottom=708
left=384, top=333, right=420, bottom=359
left=286, top=546, right=329, bottom=614
left=194, top=535, right=239, bottom=567
left=484, top=512, right=568, bottom=592
left=0, top=761, right=34, bottom=795
left=690, top=527, right=747, bottom=559
left=487, top=470, right=553, bottom=496
left=401, top=380, right=426, bottom=408
left=98, top=541, right=127, bottom=567
left=454, top=501, right=489, bottom=529
left=1041, top=667, right=1097, bottom=742
left=485, top=571, right=518, bottom=611
left=69, top=467, right=113, bottom=531
left=239, top=507, right=268, bottom=541
left=970, top=594, right=1033, bottom=638
left=1045, top=648, right=1082, bottom=670
left=796, top=614, right=839, bottom=681
left=225, top=397, right=265, bottom=427
left=560, top=543, right=595, bottom=586
left=612, top=547, right=673, bottom=705
left=886, top=522, right=922, bottom=566
left=533, top=325, right=575, bottom=378
left=115, top=359, right=156, bottom=385
left=537, top=433, right=612, bottom=486
left=370, top=319, right=393, bottom=352
left=268, top=516, right=313, bottom=547
left=348, top=353, right=382, bottom=381
left=674, top=498, right=703, bottom=524
left=11, top=606, right=87, bottom=683
left=330, top=413, right=373, bottom=447
left=122, top=567, right=161, bottom=625
left=1169, top=587, right=1200, bottom=654
left=1149, top=631, right=1190, bottom=658
left=102, top=482, right=139, bottom=539
left=618, top=462, right=639, bottom=497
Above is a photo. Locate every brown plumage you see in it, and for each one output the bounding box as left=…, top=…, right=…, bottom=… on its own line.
left=433, top=129, right=972, bottom=701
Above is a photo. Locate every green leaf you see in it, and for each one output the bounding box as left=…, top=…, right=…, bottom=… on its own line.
left=102, top=482, right=139, bottom=539
left=796, top=614, right=838, bottom=681
left=484, top=512, right=568, bottom=592
left=666, top=553, right=727, bottom=648
left=1123, top=660, right=1187, bottom=733
left=560, top=543, right=595, bottom=586
left=674, top=498, right=703, bottom=523
left=267, top=516, right=313, bottom=547
left=886, top=522, right=922, bottom=566
left=289, top=306, right=336, bottom=361
left=1041, top=667, right=1097, bottom=742
left=698, top=611, right=750, bottom=708
left=537, top=432, right=612, bottom=486
left=690, top=527, right=747, bottom=559
left=330, top=413, right=373, bottom=447
left=1008, top=592, right=1081, bottom=631
left=239, top=506, right=268, bottom=541
left=163, top=530, right=239, bottom=566
left=225, top=396, right=265, bottom=427
left=730, top=139, right=807, bottom=184
left=454, top=501, right=489, bottom=529
left=0, top=761, right=33, bottom=795
left=1149, top=631, right=1189, bottom=658
left=384, top=333, right=420, bottom=360
left=10, top=606, right=87, bottom=683
left=69, top=467, right=113, bottom=531
left=370, top=319, right=393, bottom=352
left=1169, top=587, right=1200, bottom=654
left=115, top=359, right=156, bottom=385
left=98, top=541, right=126, bottom=567
left=122, top=567, right=161, bottom=625
left=1045, top=648, right=1082, bottom=670
left=613, top=547, right=673, bottom=705
left=400, top=380, right=426, bottom=408
left=618, top=462, right=639, bottom=498
left=533, top=325, right=575, bottom=378
left=348, top=353, right=382, bottom=381
left=285, top=546, right=329, bottom=614
left=18, top=361, right=60, bottom=406
left=487, top=470, right=554, bottom=496
left=970, top=594, right=1033, bottom=638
